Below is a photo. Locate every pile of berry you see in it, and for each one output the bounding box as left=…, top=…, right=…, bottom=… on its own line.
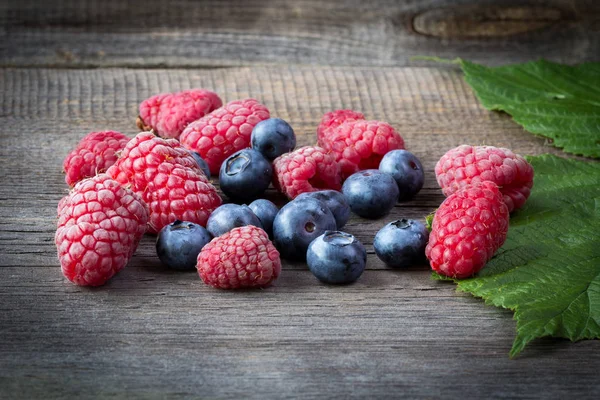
left=55, top=89, right=534, bottom=289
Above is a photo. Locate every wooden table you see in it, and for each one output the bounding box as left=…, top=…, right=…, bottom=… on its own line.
left=1, top=1, right=599, bottom=398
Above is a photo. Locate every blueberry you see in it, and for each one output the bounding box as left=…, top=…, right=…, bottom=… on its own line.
left=190, top=151, right=211, bottom=179
left=342, top=170, right=399, bottom=219
left=373, top=219, right=429, bottom=268
left=307, top=231, right=367, bottom=284
left=295, top=190, right=350, bottom=228
left=272, top=197, right=336, bottom=260
left=206, top=203, right=262, bottom=237
left=219, top=148, right=272, bottom=202
left=379, top=150, right=424, bottom=201
left=251, top=118, right=296, bottom=160
left=248, top=199, right=279, bottom=236
left=156, top=220, right=212, bottom=270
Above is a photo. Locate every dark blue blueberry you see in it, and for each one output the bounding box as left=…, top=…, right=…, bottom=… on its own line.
left=251, top=118, right=296, bottom=160
left=206, top=203, right=262, bottom=237
left=379, top=150, right=424, bottom=201
left=307, top=231, right=367, bottom=284
left=219, top=148, right=272, bottom=202
left=373, top=219, right=429, bottom=268
left=190, top=151, right=211, bottom=179
left=272, top=197, right=336, bottom=260
left=156, top=220, right=212, bottom=270
left=248, top=199, right=279, bottom=236
left=295, top=190, right=350, bottom=228
left=342, top=170, right=399, bottom=219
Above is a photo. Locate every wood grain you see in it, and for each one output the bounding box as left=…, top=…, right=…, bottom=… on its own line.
left=1, top=267, right=600, bottom=399
left=1, top=0, right=599, bottom=68
left=1, top=66, right=598, bottom=398
left=413, top=5, right=564, bottom=38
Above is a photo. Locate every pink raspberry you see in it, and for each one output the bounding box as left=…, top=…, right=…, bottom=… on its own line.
left=179, top=99, right=270, bottom=175
left=137, top=89, right=222, bottom=139
left=272, top=146, right=342, bottom=199
left=197, top=226, right=281, bottom=289
left=435, top=145, right=534, bottom=212
left=425, top=181, right=509, bottom=279
left=319, top=119, right=405, bottom=180
left=317, top=109, right=365, bottom=144
left=55, top=175, right=149, bottom=286
left=106, top=132, right=222, bottom=233
left=62, top=131, right=129, bottom=186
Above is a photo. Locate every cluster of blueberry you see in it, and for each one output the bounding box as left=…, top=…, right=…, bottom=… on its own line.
left=157, top=118, right=428, bottom=285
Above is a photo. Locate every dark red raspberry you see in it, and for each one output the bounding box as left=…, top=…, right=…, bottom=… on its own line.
left=179, top=99, right=270, bottom=175
left=435, top=145, right=534, bottom=212
left=106, top=132, right=221, bottom=233
left=55, top=174, right=149, bottom=286
left=137, top=89, right=222, bottom=139
left=319, top=120, right=405, bottom=180
left=317, top=109, right=365, bottom=144
left=425, top=181, right=509, bottom=279
left=62, top=131, right=129, bottom=187
left=197, top=226, right=281, bottom=289
left=272, top=146, right=342, bottom=199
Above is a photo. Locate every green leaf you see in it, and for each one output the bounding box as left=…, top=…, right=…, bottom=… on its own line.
left=433, top=155, right=600, bottom=357
left=425, top=212, right=435, bottom=232
left=459, top=59, right=600, bottom=158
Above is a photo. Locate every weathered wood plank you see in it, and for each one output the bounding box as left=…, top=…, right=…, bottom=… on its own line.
left=1, top=267, right=599, bottom=399
left=1, top=0, right=598, bottom=68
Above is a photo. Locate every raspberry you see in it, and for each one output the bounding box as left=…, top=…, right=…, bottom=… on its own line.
left=272, top=146, right=342, bottom=199
left=435, top=145, right=534, bottom=212
left=317, top=109, right=365, bottom=144
left=425, top=181, right=509, bottom=279
left=319, top=120, right=405, bottom=180
left=62, top=131, right=129, bottom=186
left=137, top=89, right=222, bottom=139
left=197, top=226, right=281, bottom=289
left=106, top=132, right=222, bottom=233
left=55, top=175, right=149, bottom=286
left=180, top=99, right=270, bottom=175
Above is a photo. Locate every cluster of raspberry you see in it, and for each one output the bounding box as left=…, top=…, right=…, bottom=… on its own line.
left=55, top=89, right=534, bottom=289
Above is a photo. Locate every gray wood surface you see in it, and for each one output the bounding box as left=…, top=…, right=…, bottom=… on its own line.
left=2, top=0, right=600, bottom=397
left=1, top=66, right=599, bottom=399
left=1, top=0, right=599, bottom=68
